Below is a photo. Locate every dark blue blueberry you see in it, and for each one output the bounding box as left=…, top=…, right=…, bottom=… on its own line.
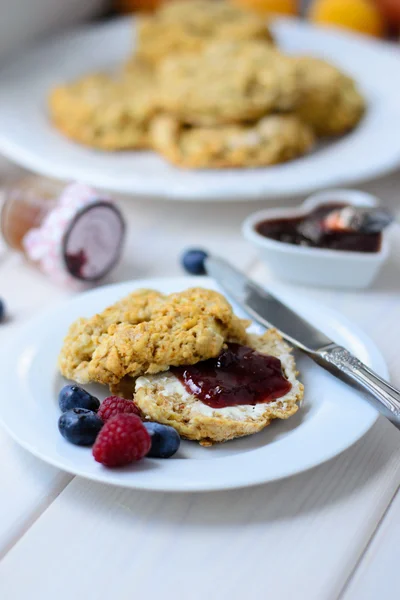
left=58, top=408, right=103, bottom=446
left=58, top=385, right=100, bottom=413
left=0, top=299, right=5, bottom=323
left=144, top=422, right=181, bottom=458
left=181, top=249, right=209, bottom=276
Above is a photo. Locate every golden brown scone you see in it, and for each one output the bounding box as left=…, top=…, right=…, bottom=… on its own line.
left=88, top=288, right=249, bottom=385
left=134, top=329, right=304, bottom=445
left=151, top=114, right=315, bottom=169
left=58, top=289, right=165, bottom=384
left=157, top=40, right=300, bottom=126
left=295, top=56, right=366, bottom=136
left=135, top=0, right=274, bottom=65
left=59, top=288, right=249, bottom=385
left=48, top=65, right=156, bottom=150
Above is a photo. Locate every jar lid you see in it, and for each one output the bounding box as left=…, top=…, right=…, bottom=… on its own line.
left=63, top=201, right=125, bottom=281
left=22, top=182, right=126, bottom=287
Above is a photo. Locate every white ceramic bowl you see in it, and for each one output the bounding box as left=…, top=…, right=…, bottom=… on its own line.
left=242, top=189, right=389, bottom=289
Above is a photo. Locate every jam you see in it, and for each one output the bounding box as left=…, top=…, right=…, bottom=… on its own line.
left=256, top=203, right=381, bottom=253
left=172, top=343, right=291, bottom=409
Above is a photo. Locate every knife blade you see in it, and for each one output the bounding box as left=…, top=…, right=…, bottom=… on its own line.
left=205, top=255, right=400, bottom=423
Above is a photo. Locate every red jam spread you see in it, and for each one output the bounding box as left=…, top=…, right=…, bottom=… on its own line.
left=256, top=203, right=381, bottom=253
left=171, top=343, right=291, bottom=409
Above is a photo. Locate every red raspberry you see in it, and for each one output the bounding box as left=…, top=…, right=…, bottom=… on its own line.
left=92, top=414, right=151, bottom=467
left=98, top=396, right=141, bottom=423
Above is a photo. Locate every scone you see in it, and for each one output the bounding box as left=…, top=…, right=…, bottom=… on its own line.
left=59, top=288, right=249, bottom=385
left=49, top=65, right=156, bottom=150
left=134, top=330, right=304, bottom=445
left=135, top=0, right=274, bottom=65
left=157, top=40, right=300, bottom=126
left=58, top=289, right=165, bottom=384
left=151, top=114, right=315, bottom=169
left=295, top=56, right=366, bottom=136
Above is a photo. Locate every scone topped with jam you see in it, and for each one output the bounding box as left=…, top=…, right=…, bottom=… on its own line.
left=59, top=287, right=303, bottom=445
left=135, top=0, right=274, bottom=65
left=157, top=40, right=300, bottom=126
left=134, top=330, right=303, bottom=446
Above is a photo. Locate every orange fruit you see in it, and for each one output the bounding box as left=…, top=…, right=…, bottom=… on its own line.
left=309, top=0, right=386, bottom=37
left=234, top=0, right=298, bottom=15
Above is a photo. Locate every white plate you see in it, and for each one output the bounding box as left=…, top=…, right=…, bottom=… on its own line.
left=0, top=276, right=387, bottom=491
left=1, top=18, right=400, bottom=201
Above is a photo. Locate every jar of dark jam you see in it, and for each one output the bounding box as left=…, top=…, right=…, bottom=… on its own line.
left=1, top=176, right=126, bottom=286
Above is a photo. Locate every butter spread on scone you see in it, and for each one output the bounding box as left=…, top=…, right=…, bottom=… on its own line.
left=134, top=330, right=303, bottom=445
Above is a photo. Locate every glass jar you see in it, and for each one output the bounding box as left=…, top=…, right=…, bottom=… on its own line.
left=1, top=176, right=126, bottom=286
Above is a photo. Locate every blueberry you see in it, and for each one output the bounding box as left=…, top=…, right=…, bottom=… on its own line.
left=144, top=422, right=181, bottom=458
left=58, top=385, right=100, bottom=413
left=0, top=299, right=5, bottom=323
left=58, top=408, right=103, bottom=446
left=181, top=249, right=209, bottom=275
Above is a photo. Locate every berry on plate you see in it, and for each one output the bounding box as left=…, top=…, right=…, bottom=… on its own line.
left=58, top=408, right=103, bottom=446
left=92, top=414, right=151, bottom=467
left=58, top=385, right=100, bottom=413
left=181, top=248, right=208, bottom=275
left=144, top=422, right=181, bottom=458
left=98, top=396, right=141, bottom=422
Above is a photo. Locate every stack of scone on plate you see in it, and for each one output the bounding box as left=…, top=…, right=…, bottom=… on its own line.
left=48, top=0, right=365, bottom=169
left=59, top=288, right=304, bottom=446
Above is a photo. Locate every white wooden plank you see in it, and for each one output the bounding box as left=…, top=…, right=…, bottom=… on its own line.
left=0, top=417, right=399, bottom=600
left=0, top=432, right=72, bottom=559
left=342, top=487, right=400, bottom=600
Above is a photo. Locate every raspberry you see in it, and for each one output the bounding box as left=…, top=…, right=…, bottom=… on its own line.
left=98, top=396, right=140, bottom=423
left=92, top=414, right=151, bottom=467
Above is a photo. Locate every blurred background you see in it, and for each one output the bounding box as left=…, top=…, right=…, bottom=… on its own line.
left=1, top=0, right=400, bottom=63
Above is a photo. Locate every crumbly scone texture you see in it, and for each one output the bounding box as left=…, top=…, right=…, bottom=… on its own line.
left=151, top=114, right=315, bottom=169
left=135, top=0, right=274, bottom=65
left=157, top=40, right=300, bottom=126
left=48, top=63, right=156, bottom=150
left=295, top=56, right=365, bottom=136
left=134, top=329, right=304, bottom=445
left=59, top=288, right=249, bottom=385
left=58, top=289, right=165, bottom=384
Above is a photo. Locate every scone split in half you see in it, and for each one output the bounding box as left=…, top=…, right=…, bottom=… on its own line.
left=59, top=288, right=303, bottom=446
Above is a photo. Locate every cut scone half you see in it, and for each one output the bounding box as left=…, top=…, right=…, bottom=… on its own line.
left=134, top=329, right=304, bottom=446
left=151, top=114, right=315, bottom=169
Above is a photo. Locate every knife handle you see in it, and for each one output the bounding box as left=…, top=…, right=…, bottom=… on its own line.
left=317, top=345, right=400, bottom=422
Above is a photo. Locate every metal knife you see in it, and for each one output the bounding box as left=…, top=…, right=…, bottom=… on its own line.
left=205, top=255, right=400, bottom=424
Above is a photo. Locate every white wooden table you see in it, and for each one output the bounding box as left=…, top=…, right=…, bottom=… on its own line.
left=0, top=155, right=399, bottom=600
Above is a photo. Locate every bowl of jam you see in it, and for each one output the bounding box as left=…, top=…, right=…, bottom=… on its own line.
left=243, top=189, right=390, bottom=289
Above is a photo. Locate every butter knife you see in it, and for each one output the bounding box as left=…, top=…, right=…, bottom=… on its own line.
left=205, top=255, right=400, bottom=424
